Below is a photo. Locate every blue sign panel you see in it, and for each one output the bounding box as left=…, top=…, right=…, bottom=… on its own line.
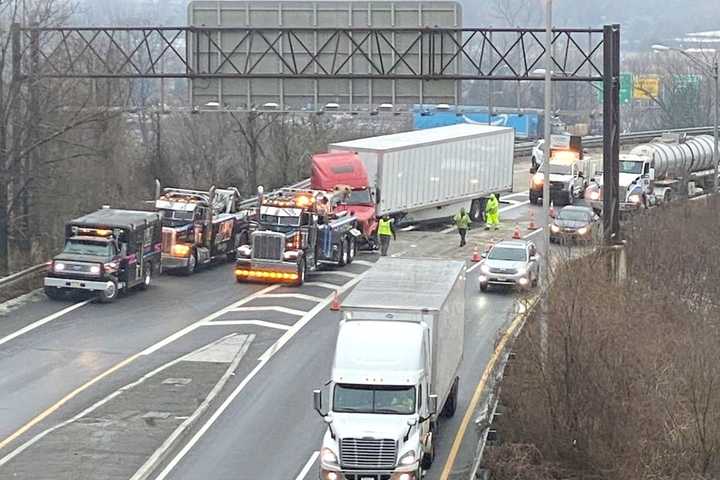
left=412, top=105, right=539, bottom=139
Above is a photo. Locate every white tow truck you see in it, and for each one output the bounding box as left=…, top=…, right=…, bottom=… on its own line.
left=313, top=257, right=465, bottom=480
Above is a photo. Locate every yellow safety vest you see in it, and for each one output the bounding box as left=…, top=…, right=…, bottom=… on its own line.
left=378, top=218, right=393, bottom=236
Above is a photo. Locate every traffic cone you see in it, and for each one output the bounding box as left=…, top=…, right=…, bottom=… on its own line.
left=512, top=224, right=521, bottom=239
left=485, top=238, right=496, bottom=253
left=330, top=290, right=341, bottom=311
left=528, top=211, right=537, bottom=230
left=471, top=246, right=481, bottom=262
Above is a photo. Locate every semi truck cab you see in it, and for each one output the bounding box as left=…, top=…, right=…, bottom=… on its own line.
left=315, top=318, right=436, bottom=480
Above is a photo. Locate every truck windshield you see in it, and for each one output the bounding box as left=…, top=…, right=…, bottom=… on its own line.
left=488, top=247, right=527, bottom=262
left=343, top=189, right=372, bottom=205
left=160, top=209, right=194, bottom=223
left=619, top=161, right=643, bottom=174
left=334, top=384, right=416, bottom=415
left=260, top=214, right=301, bottom=226
left=63, top=239, right=114, bottom=257
left=558, top=210, right=591, bottom=222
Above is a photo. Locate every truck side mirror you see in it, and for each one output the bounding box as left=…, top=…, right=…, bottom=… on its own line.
left=428, top=394, right=438, bottom=415
left=313, top=389, right=324, bottom=416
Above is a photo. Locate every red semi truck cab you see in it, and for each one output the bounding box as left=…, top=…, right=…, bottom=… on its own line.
left=310, top=152, right=378, bottom=248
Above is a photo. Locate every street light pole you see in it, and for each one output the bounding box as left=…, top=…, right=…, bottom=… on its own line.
left=713, top=60, right=719, bottom=192
left=540, top=0, right=552, bottom=366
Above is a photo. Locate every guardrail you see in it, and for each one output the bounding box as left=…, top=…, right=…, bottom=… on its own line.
left=1, top=125, right=715, bottom=299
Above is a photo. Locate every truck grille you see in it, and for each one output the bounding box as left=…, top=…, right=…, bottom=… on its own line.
left=161, top=228, right=175, bottom=254
left=490, top=267, right=518, bottom=274
left=251, top=232, right=284, bottom=261
left=60, top=261, right=100, bottom=276
left=549, top=181, right=565, bottom=191
left=339, top=438, right=397, bottom=469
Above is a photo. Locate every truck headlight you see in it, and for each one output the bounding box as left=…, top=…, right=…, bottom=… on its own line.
left=320, top=447, right=338, bottom=465
left=172, top=244, right=191, bottom=257
left=282, top=250, right=299, bottom=261
left=628, top=194, right=641, bottom=204
left=54, top=262, right=66, bottom=272
left=398, top=450, right=417, bottom=466
left=89, top=264, right=101, bottom=275
left=237, top=245, right=252, bottom=257
left=577, top=226, right=588, bottom=235
left=550, top=224, right=560, bottom=233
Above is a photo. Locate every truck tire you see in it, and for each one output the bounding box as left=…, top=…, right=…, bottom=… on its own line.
left=469, top=199, right=483, bottom=223
left=664, top=190, right=672, bottom=204
left=293, top=258, right=306, bottom=287
left=44, top=286, right=65, bottom=300
left=440, top=377, right=459, bottom=417
left=421, top=435, right=435, bottom=469
left=346, top=238, right=355, bottom=265
left=97, top=279, right=119, bottom=304
left=138, top=263, right=152, bottom=290
left=183, top=253, right=197, bottom=276
left=337, top=240, right=347, bottom=266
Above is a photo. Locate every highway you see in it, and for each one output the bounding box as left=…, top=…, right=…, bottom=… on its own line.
left=0, top=162, right=556, bottom=480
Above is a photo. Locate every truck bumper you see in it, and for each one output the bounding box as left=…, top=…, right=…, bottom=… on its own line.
left=479, top=272, right=531, bottom=289
left=161, top=255, right=190, bottom=270
left=44, top=277, right=113, bottom=292
left=234, top=259, right=299, bottom=283
left=319, top=467, right=419, bottom=480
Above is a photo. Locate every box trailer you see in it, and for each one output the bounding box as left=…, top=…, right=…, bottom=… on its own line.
left=329, top=123, right=514, bottom=224
left=313, top=257, right=465, bottom=478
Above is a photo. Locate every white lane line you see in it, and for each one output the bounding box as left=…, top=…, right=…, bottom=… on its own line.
left=499, top=200, right=530, bottom=213
left=351, top=260, right=376, bottom=267
left=140, top=285, right=279, bottom=356
left=502, top=190, right=530, bottom=199
left=261, top=293, right=324, bottom=302
left=295, top=451, right=320, bottom=480
left=0, top=299, right=91, bottom=347
left=319, top=271, right=357, bottom=279
left=303, top=282, right=343, bottom=290
left=202, top=320, right=291, bottom=330
left=231, top=305, right=306, bottom=316
left=524, top=227, right=544, bottom=239
left=467, top=262, right=484, bottom=273
left=390, top=250, right=408, bottom=257
left=153, top=273, right=369, bottom=480
left=400, top=225, right=416, bottom=232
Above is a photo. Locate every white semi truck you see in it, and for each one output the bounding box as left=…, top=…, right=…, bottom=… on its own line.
left=328, top=123, right=514, bottom=225
left=313, top=257, right=465, bottom=480
left=585, top=133, right=717, bottom=213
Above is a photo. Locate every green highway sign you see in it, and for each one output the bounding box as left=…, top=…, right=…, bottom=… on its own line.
left=595, top=73, right=633, bottom=104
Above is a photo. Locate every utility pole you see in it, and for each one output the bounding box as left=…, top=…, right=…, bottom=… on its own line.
left=540, top=0, right=553, bottom=366
left=713, top=60, right=719, bottom=192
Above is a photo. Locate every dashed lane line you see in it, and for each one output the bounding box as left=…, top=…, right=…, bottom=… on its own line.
left=350, top=259, right=376, bottom=267
left=261, top=293, right=324, bottom=302
left=295, top=451, right=320, bottom=480
left=303, top=281, right=344, bottom=290
left=230, top=305, right=307, bottom=317
left=202, top=320, right=292, bottom=330
left=0, top=299, right=91, bottom=348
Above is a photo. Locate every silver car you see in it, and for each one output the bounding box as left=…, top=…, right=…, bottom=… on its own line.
left=478, top=239, right=540, bottom=292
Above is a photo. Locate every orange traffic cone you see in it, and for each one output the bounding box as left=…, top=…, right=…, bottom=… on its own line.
left=471, top=246, right=481, bottom=262
left=330, top=290, right=341, bottom=311
left=528, top=211, right=537, bottom=230
left=512, top=224, right=521, bottom=239
left=485, top=238, right=496, bottom=253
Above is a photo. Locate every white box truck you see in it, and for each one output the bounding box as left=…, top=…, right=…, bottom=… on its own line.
left=329, top=123, right=514, bottom=225
left=313, top=257, right=465, bottom=480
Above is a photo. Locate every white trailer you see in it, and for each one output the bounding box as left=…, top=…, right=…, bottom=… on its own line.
left=313, top=257, right=465, bottom=479
left=329, top=123, right=515, bottom=224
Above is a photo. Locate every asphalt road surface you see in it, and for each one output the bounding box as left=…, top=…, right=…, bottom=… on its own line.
left=0, top=163, right=579, bottom=480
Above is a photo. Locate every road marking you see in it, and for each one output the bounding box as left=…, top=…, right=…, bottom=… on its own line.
left=231, top=305, right=306, bottom=316
left=350, top=260, right=375, bottom=267
left=502, top=190, right=530, bottom=198
left=295, top=451, right=320, bottom=480
left=467, top=262, right=484, bottom=273
left=319, top=270, right=357, bottom=279
left=0, top=299, right=91, bottom=347
left=153, top=273, right=369, bottom=480
left=400, top=225, right=416, bottom=232
left=390, top=250, right=407, bottom=257
left=261, top=293, right=324, bottom=302
left=524, top=227, right=544, bottom=239
left=439, top=299, right=532, bottom=480
left=203, top=320, right=292, bottom=330
left=0, top=285, right=278, bottom=452
left=499, top=200, right=530, bottom=213
left=304, top=281, right=344, bottom=290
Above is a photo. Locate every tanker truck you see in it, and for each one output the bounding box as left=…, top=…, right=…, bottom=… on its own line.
left=585, top=133, right=717, bottom=213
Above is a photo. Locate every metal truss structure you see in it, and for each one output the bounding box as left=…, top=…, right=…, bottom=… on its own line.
left=10, top=23, right=621, bottom=243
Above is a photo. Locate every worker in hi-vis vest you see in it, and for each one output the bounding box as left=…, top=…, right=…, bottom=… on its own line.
left=377, top=214, right=396, bottom=256
left=484, top=193, right=500, bottom=231
left=454, top=208, right=471, bottom=247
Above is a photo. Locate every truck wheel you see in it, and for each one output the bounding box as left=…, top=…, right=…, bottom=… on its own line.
left=337, top=240, right=347, bottom=266
left=44, top=286, right=65, bottom=300
left=469, top=199, right=483, bottom=223
left=480, top=283, right=488, bottom=293
left=138, top=263, right=152, bottom=290
left=294, top=258, right=306, bottom=286
left=97, top=280, right=119, bottom=304
left=183, top=253, right=197, bottom=276
left=664, top=191, right=672, bottom=204
left=420, top=436, right=435, bottom=469
left=440, top=377, right=459, bottom=417
left=346, top=238, right=355, bottom=265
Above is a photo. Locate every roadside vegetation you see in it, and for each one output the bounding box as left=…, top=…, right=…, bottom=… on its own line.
left=486, top=197, right=720, bottom=479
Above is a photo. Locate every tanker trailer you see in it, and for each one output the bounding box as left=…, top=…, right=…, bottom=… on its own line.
left=585, top=133, right=717, bottom=213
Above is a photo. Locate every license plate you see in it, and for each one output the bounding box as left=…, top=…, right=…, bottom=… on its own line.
left=361, top=477, right=375, bottom=480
